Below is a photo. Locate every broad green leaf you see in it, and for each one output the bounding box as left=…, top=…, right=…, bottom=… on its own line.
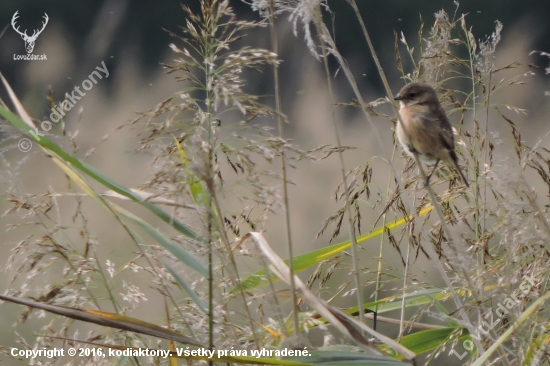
left=162, top=259, right=209, bottom=313
left=173, top=354, right=310, bottom=365
left=386, top=327, right=466, bottom=359
left=0, top=294, right=202, bottom=346
left=172, top=133, right=208, bottom=205
left=347, top=288, right=451, bottom=315
left=51, top=159, right=208, bottom=278
left=0, top=101, right=203, bottom=243
left=234, top=206, right=434, bottom=293
left=114, top=205, right=208, bottom=278
left=287, top=350, right=410, bottom=365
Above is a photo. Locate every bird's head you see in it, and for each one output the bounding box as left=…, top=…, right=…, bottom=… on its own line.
left=394, top=82, right=439, bottom=107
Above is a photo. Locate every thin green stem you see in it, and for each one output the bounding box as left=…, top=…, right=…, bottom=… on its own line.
left=373, top=149, right=397, bottom=330
left=313, top=6, right=365, bottom=326
left=207, top=213, right=214, bottom=366
left=203, top=11, right=215, bottom=366
left=198, top=1, right=260, bottom=350
left=482, top=72, right=491, bottom=248
left=269, top=0, right=300, bottom=336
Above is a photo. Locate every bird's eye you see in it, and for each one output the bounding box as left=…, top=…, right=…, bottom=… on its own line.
left=408, top=92, right=417, bottom=98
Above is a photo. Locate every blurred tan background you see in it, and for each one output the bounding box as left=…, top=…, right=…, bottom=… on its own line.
left=0, top=1, right=549, bottom=364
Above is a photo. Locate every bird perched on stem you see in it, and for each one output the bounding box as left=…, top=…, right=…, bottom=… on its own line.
left=394, top=82, right=469, bottom=187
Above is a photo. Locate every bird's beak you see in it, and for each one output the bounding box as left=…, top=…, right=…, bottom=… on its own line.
left=393, top=94, right=402, bottom=101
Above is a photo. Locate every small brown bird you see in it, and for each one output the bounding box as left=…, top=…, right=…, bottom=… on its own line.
left=394, top=82, right=469, bottom=187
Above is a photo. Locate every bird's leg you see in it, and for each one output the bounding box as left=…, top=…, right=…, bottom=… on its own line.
left=424, top=159, right=440, bottom=187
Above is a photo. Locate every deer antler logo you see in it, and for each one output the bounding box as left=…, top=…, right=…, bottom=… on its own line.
left=12, top=11, right=49, bottom=54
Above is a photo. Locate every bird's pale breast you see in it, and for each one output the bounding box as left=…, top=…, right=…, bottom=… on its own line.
left=397, top=104, right=447, bottom=165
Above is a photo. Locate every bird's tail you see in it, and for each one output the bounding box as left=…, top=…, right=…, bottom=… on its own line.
left=455, top=163, right=469, bottom=187
left=449, top=152, right=469, bottom=187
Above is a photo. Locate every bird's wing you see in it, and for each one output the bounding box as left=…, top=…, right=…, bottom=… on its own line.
left=420, top=106, right=455, bottom=150
left=438, top=131, right=454, bottom=151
